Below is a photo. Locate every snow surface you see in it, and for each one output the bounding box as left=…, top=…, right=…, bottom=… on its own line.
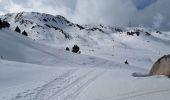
left=0, top=12, right=170, bottom=100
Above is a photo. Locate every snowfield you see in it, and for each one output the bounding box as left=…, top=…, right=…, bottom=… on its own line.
left=0, top=12, right=170, bottom=100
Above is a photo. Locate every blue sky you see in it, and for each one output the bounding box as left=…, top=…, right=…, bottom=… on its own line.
left=0, top=0, right=169, bottom=30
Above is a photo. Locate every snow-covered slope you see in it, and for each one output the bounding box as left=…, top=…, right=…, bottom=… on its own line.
left=0, top=28, right=120, bottom=66
left=0, top=28, right=146, bottom=100
left=0, top=12, right=170, bottom=100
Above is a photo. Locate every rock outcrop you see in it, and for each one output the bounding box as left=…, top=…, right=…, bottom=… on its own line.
left=150, top=55, right=170, bottom=76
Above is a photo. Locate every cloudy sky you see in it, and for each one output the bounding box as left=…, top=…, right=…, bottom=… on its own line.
left=0, top=0, right=169, bottom=30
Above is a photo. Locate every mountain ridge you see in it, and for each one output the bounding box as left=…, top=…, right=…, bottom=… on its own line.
left=0, top=12, right=125, bottom=42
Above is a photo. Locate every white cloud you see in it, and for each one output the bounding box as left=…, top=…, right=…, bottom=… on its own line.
left=153, top=13, right=163, bottom=29
left=73, top=0, right=137, bottom=26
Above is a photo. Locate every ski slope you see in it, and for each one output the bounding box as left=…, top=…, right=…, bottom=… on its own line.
left=0, top=12, right=170, bottom=100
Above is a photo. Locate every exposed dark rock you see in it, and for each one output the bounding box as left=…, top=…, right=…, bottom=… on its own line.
left=127, top=31, right=140, bottom=36
left=145, top=32, right=151, bottom=36
left=76, top=24, right=85, bottom=30
left=115, top=28, right=123, bottom=32
left=43, top=19, right=48, bottom=22
left=156, top=31, right=162, bottom=34
left=44, top=24, right=51, bottom=28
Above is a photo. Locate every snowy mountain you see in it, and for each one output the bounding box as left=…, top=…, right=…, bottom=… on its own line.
left=0, top=12, right=124, bottom=45
left=0, top=12, right=170, bottom=100
left=0, top=12, right=96, bottom=39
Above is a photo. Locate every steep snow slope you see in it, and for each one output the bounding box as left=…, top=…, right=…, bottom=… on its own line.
left=0, top=28, right=68, bottom=64
left=0, top=28, right=117, bottom=66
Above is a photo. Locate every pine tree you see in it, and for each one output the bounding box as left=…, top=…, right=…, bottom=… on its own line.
left=72, top=45, right=80, bottom=53
left=125, top=60, right=128, bottom=64
left=66, top=47, right=70, bottom=51
left=0, top=19, right=10, bottom=29
left=15, top=26, right=21, bottom=33
left=0, top=19, right=2, bottom=29
left=22, top=30, right=28, bottom=36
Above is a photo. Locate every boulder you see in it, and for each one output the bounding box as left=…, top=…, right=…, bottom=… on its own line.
left=150, top=55, right=170, bottom=76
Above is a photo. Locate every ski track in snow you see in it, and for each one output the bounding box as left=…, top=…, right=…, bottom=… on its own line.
left=8, top=68, right=106, bottom=100
left=48, top=68, right=106, bottom=100
left=8, top=69, right=77, bottom=100
left=34, top=69, right=77, bottom=100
